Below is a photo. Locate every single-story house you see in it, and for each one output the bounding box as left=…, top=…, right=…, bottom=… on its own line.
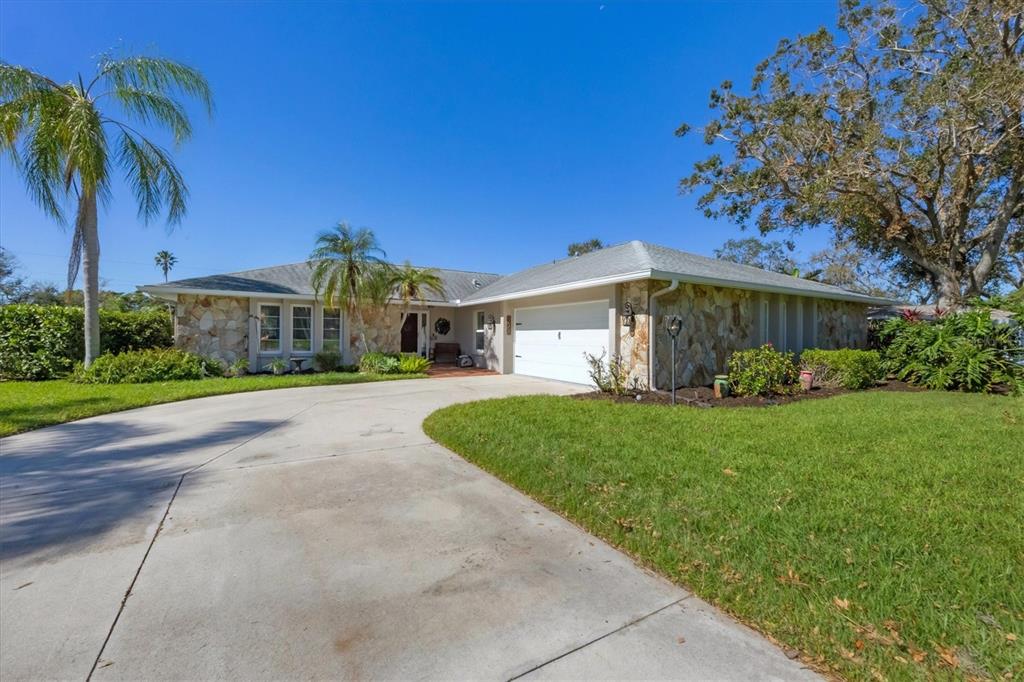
left=139, top=240, right=890, bottom=389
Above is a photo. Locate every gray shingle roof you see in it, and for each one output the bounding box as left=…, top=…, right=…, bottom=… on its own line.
left=462, top=240, right=891, bottom=304
left=142, top=241, right=892, bottom=306
left=143, top=262, right=501, bottom=304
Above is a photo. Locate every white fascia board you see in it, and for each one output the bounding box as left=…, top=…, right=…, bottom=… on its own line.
left=139, top=286, right=315, bottom=301
left=454, top=270, right=650, bottom=306
left=139, top=285, right=461, bottom=307
left=648, top=270, right=894, bottom=305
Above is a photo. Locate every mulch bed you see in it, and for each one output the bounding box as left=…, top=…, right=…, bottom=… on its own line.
left=573, top=380, right=926, bottom=409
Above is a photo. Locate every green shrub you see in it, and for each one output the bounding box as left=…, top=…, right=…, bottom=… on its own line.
left=358, top=351, right=400, bottom=374
left=228, top=358, right=249, bottom=377
left=878, top=311, right=1022, bottom=393
left=70, top=348, right=218, bottom=384
left=0, top=304, right=172, bottom=380
left=313, top=350, right=342, bottom=372
left=398, top=353, right=431, bottom=374
left=728, top=343, right=798, bottom=396
left=800, top=349, right=882, bottom=390
left=584, top=351, right=635, bottom=395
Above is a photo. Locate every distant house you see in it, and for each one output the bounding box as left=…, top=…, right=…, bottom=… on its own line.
left=139, top=240, right=890, bottom=388
left=867, top=303, right=1017, bottom=323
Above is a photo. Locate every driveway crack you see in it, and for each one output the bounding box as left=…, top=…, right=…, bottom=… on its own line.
left=506, top=597, right=689, bottom=681
left=86, top=473, right=185, bottom=680
left=85, top=402, right=317, bottom=679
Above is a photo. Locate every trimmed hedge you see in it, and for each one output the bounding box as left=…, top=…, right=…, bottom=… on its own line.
left=70, top=348, right=221, bottom=384
left=800, top=349, right=883, bottom=390
left=0, top=304, right=172, bottom=380
left=727, top=343, right=798, bottom=396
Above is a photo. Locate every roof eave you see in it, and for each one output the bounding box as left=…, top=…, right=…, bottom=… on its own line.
left=139, top=284, right=462, bottom=306
left=648, top=270, right=895, bottom=305
left=456, top=270, right=652, bottom=305
left=139, top=285, right=315, bottom=300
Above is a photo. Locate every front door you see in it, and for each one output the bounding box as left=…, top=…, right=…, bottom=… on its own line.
left=400, top=313, right=418, bottom=353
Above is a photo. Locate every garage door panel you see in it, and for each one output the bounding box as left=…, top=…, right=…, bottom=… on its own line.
left=514, top=301, right=609, bottom=386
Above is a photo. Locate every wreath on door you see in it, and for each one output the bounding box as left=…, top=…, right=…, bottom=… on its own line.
left=434, top=318, right=451, bottom=335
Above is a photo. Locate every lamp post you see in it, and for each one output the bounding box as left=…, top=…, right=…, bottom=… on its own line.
left=665, top=314, right=683, bottom=405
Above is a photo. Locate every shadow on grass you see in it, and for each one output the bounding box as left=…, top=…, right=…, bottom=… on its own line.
left=0, top=418, right=277, bottom=562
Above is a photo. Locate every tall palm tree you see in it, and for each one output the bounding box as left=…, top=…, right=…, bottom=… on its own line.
left=308, top=223, right=388, bottom=354
left=154, top=250, right=177, bottom=282
left=389, top=261, right=446, bottom=325
left=0, top=54, right=212, bottom=365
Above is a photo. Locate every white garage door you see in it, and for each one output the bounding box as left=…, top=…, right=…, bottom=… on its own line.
left=514, top=300, right=609, bottom=385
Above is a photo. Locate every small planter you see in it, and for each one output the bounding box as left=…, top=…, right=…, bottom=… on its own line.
left=799, top=370, right=815, bottom=392
left=713, top=375, right=730, bottom=399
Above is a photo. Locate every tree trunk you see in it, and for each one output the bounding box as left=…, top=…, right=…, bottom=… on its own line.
left=79, top=192, right=101, bottom=366
left=935, top=273, right=963, bottom=308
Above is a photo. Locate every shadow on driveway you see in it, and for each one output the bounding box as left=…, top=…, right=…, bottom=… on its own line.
left=0, top=419, right=277, bottom=562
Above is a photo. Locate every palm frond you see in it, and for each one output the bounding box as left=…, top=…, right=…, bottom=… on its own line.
left=116, top=129, right=188, bottom=224
left=0, top=62, right=64, bottom=100
left=67, top=218, right=83, bottom=291
left=96, top=55, right=213, bottom=116
left=109, top=87, right=192, bottom=144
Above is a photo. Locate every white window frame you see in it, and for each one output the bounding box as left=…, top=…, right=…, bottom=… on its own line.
left=322, top=307, right=342, bottom=353
left=258, top=303, right=282, bottom=354
left=291, top=304, right=314, bottom=354
left=475, top=310, right=486, bottom=353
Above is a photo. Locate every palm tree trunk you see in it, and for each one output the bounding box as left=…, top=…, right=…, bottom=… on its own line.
left=79, top=191, right=101, bottom=366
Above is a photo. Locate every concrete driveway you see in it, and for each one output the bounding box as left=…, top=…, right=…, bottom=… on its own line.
left=1, top=375, right=817, bottom=681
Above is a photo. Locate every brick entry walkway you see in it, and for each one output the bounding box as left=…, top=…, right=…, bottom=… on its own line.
left=426, top=364, right=499, bottom=378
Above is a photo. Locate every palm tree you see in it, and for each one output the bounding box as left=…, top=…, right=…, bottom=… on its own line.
left=154, top=250, right=177, bottom=282
left=308, top=223, right=388, bottom=354
left=0, top=54, right=212, bottom=366
left=389, top=261, right=446, bottom=325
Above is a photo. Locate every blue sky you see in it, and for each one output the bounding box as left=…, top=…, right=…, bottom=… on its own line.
left=1, top=1, right=837, bottom=290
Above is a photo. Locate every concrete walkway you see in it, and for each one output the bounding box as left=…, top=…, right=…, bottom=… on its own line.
left=0, top=375, right=818, bottom=681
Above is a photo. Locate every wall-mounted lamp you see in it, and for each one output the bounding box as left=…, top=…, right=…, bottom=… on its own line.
left=622, top=301, right=636, bottom=336
left=486, top=314, right=496, bottom=332
left=665, top=314, right=683, bottom=339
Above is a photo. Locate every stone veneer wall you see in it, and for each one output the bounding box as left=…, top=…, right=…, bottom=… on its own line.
left=816, top=300, right=869, bottom=349
left=349, top=306, right=402, bottom=357
left=175, top=295, right=249, bottom=364
left=652, top=283, right=755, bottom=388
left=618, top=280, right=651, bottom=389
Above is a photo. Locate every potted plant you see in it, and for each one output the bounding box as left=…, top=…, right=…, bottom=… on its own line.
left=268, top=358, right=288, bottom=375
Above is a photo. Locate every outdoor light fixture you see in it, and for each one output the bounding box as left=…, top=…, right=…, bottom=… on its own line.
left=486, top=314, right=496, bottom=331
left=664, top=314, right=683, bottom=405
left=623, top=301, right=636, bottom=335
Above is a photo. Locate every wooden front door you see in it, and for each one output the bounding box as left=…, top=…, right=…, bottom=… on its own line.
left=400, top=313, right=418, bottom=353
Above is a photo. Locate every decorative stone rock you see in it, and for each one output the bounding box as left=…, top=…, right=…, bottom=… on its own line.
left=174, top=295, right=249, bottom=365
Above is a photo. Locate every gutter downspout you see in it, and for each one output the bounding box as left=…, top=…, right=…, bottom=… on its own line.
left=648, top=279, right=679, bottom=391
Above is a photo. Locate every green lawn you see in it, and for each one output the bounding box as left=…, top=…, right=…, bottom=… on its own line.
left=0, top=372, right=424, bottom=437
left=423, top=391, right=1024, bottom=680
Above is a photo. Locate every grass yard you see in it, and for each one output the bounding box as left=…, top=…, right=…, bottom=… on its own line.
left=423, top=391, right=1024, bottom=680
left=0, top=372, right=425, bottom=437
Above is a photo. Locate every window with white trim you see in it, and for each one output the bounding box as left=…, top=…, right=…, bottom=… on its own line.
left=292, top=305, right=312, bottom=352
left=322, top=308, right=341, bottom=352
left=475, top=311, right=486, bottom=352
left=259, top=304, right=281, bottom=353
